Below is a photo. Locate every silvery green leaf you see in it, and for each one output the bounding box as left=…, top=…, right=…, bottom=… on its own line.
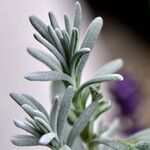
left=76, top=17, right=103, bottom=82
left=50, top=96, right=61, bottom=133
left=73, top=2, right=82, bottom=32
left=61, top=30, right=70, bottom=56
left=95, top=58, right=124, bottom=76
left=94, top=138, right=138, bottom=150
left=55, top=28, right=63, bottom=39
left=34, top=34, right=68, bottom=70
left=39, top=132, right=57, bottom=145
left=22, top=94, right=49, bottom=120
left=22, top=104, right=49, bottom=124
left=10, top=93, right=38, bottom=110
left=128, top=129, right=150, bottom=141
left=14, top=120, right=40, bottom=137
left=77, top=74, right=123, bottom=94
left=71, top=48, right=90, bottom=67
left=93, top=100, right=111, bottom=120
left=11, top=135, right=39, bottom=146
left=29, top=16, right=55, bottom=45
left=27, top=47, right=61, bottom=71
left=67, top=101, right=100, bottom=147
left=34, top=117, right=51, bottom=133
left=71, top=48, right=90, bottom=77
left=96, top=126, right=108, bottom=137
left=135, top=140, right=150, bottom=150
left=25, top=117, right=42, bottom=132
left=60, top=145, right=71, bottom=150
left=64, top=14, right=72, bottom=36
left=48, top=25, right=65, bottom=57
left=25, top=71, right=73, bottom=85
left=70, top=28, right=79, bottom=54
left=49, top=12, right=60, bottom=29
left=57, top=86, right=74, bottom=140
left=81, top=17, right=103, bottom=49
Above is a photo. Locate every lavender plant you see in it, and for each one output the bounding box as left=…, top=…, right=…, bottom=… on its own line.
left=10, top=2, right=150, bottom=150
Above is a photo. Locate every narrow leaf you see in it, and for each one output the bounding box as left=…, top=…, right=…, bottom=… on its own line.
left=10, top=93, right=38, bottom=110
left=34, top=34, right=68, bottom=70
left=25, top=71, right=73, bottom=85
left=70, top=28, right=79, bottom=54
left=77, top=74, right=123, bottom=94
left=61, top=30, right=70, bottom=57
left=93, top=138, right=138, bottom=150
left=22, top=104, right=49, bottom=124
left=71, top=48, right=90, bottom=67
left=95, top=58, right=124, bottom=76
left=73, top=2, right=82, bottom=32
left=81, top=17, right=103, bottom=49
left=57, top=86, right=74, bottom=140
left=39, top=132, right=57, bottom=145
left=14, top=120, right=40, bottom=137
left=128, top=129, right=150, bottom=141
left=50, top=96, right=61, bottom=133
left=22, top=94, right=50, bottom=120
left=67, top=101, right=100, bottom=147
left=49, top=12, right=60, bottom=29
left=11, top=135, right=39, bottom=146
left=25, top=117, right=42, bottom=132
left=76, top=17, right=103, bottom=83
left=29, top=16, right=55, bottom=45
left=34, top=117, right=51, bottom=133
left=60, top=145, right=71, bottom=150
left=48, top=25, right=65, bottom=57
left=27, top=48, right=61, bottom=71
left=64, top=14, right=72, bottom=36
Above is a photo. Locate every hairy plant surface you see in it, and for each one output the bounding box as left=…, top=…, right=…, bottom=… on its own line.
left=10, top=2, right=150, bottom=150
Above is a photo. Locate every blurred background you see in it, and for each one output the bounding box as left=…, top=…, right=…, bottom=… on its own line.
left=0, top=0, right=149, bottom=149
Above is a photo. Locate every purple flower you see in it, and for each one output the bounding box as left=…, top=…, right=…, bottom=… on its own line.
left=110, top=73, right=141, bottom=116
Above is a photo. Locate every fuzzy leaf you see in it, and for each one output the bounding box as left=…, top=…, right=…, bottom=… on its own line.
left=135, top=140, right=150, bottom=150
left=94, top=138, right=138, bottom=150
left=10, top=93, right=38, bottom=110
left=14, top=120, right=40, bottom=137
left=61, top=30, right=70, bottom=56
left=128, top=129, right=150, bottom=142
left=95, top=58, right=124, bottom=76
left=60, top=145, right=71, bottom=150
left=48, top=25, right=65, bottom=57
left=49, top=12, right=60, bottom=29
left=73, top=2, right=82, bottom=32
left=29, top=16, right=55, bottom=45
left=70, top=28, right=79, bottom=54
left=39, top=132, right=57, bottom=145
left=71, top=48, right=90, bottom=67
left=22, top=104, right=49, bottom=124
left=64, top=14, right=72, bottom=36
left=34, top=117, right=51, bottom=133
left=57, top=86, right=74, bottom=140
left=50, top=96, right=61, bottom=133
left=25, top=71, right=73, bottom=84
left=11, top=135, right=39, bottom=146
left=25, top=117, right=42, bottom=132
left=67, top=101, right=100, bottom=147
left=22, top=94, right=50, bottom=120
left=27, top=48, right=60, bottom=71
left=34, top=34, right=68, bottom=70
left=77, top=74, right=123, bottom=94
left=76, top=17, right=103, bottom=83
